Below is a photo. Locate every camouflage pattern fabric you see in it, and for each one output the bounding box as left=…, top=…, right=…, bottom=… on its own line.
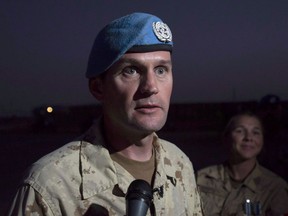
left=8, top=119, right=202, bottom=216
left=197, top=163, right=288, bottom=216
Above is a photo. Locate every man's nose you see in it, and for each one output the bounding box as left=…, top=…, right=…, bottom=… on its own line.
left=140, top=71, right=159, bottom=95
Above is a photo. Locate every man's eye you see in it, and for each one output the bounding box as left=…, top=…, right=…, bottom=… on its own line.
left=155, top=67, right=167, bottom=76
left=123, top=67, right=138, bottom=75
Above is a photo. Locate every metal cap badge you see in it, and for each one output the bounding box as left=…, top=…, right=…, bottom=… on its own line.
left=152, top=21, right=172, bottom=43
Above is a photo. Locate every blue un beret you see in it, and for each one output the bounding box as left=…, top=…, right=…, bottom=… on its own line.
left=86, top=12, right=173, bottom=78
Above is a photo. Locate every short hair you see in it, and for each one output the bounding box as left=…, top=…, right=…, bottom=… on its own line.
left=223, top=111, right=264, bottom=137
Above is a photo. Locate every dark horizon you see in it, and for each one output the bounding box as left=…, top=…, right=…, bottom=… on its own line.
left=1, top=1, right=288, bottom=117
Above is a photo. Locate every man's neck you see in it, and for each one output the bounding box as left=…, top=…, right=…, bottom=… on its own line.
left=103, top=121, right=155, bottom=161
left=114, top=139, right=154, bottom=161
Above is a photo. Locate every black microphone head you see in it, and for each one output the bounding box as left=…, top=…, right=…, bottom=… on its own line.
left=125, top=179, right=153, bottom=216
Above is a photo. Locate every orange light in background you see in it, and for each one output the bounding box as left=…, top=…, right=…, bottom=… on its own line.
left=47, top=106, right=53, bottom=113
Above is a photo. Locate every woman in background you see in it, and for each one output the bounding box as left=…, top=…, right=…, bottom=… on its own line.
left=196, top=111, right=288, bottom=216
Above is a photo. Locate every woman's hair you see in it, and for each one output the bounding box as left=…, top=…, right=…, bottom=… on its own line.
left=222, top=111, right=264, bottom=138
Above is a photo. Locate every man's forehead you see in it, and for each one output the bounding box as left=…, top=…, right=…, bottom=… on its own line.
left=117, top=51, right=172, bottom=64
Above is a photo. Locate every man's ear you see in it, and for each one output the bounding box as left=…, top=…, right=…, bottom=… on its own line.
left=89, top=77, right=104, bottom=101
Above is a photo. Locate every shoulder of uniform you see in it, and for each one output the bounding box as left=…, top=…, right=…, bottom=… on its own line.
left=196, top=164, right=223, bottom=179
left=23, top=140, right=82, bottom=183
left=157, top=138, right=190, bottom=160
left=258, top=165, right=288, bottom=186
left=197, top=164, right=221, bottom=174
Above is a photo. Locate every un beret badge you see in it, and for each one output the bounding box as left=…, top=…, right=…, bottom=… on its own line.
left=152, top=21, right=172, bottom=43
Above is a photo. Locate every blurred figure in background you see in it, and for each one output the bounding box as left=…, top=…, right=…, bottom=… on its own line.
left=196, top=111, right=288, bottom=216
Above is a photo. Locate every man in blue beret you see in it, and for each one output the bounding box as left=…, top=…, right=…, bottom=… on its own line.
left=8, top=12, right=202, bottom=215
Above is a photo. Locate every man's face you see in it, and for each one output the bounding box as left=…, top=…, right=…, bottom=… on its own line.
left=229, top=115, right=263, bottom=161
left=95, top=51, right=173, bottom=136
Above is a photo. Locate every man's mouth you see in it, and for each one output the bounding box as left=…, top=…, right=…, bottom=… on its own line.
left=135, top=104, right=161, bottom=113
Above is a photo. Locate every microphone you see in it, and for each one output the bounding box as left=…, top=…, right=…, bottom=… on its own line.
left=125, top=179, right=153, bottom=216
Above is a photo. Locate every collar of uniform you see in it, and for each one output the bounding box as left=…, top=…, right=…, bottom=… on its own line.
left=222, top=161, right=262, bottom=193
left=153, top=134, right=178, bottom=189
left=202, top=164, right=227, bottom=180
left=113, top=162, right=135, bottom=194
left=80, top=119, right=119, bottom=199
left=199, top=164, right=232, bottom=191
left=107, top=133, right=175, bottom=191
left=113, top=133, right=177, bottom=193
left=241, top=161, right=262, bottom=193
left=80, top=121, right=177, bottom=198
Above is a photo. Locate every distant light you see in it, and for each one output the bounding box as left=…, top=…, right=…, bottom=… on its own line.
left=47, top=106, right=53, bottom=113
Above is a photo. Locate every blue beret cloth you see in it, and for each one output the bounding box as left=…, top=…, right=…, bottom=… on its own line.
left=86, top=12, right=173, bottom=78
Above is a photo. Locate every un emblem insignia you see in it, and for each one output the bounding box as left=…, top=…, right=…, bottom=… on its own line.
left=152, top=21, right=172, bottom=43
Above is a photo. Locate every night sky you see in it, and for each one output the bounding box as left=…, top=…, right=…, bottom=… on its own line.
left=1, top=1, right=288, bottom=116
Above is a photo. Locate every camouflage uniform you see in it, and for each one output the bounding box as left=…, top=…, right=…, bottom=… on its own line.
left=8, top=119, right=202, bottom=216
left=196, top=163, right=288, bottom=216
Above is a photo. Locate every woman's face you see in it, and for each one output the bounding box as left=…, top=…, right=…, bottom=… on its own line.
left=228, top=115, right=264, bottom=161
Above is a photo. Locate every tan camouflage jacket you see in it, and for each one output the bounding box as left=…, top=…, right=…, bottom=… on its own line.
left=196, top=162, right=288, bottom=216
left=8, top=120, right=202, bottom=216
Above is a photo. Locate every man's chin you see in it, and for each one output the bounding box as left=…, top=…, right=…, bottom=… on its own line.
left=135, top=122, right=165, bottom=134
